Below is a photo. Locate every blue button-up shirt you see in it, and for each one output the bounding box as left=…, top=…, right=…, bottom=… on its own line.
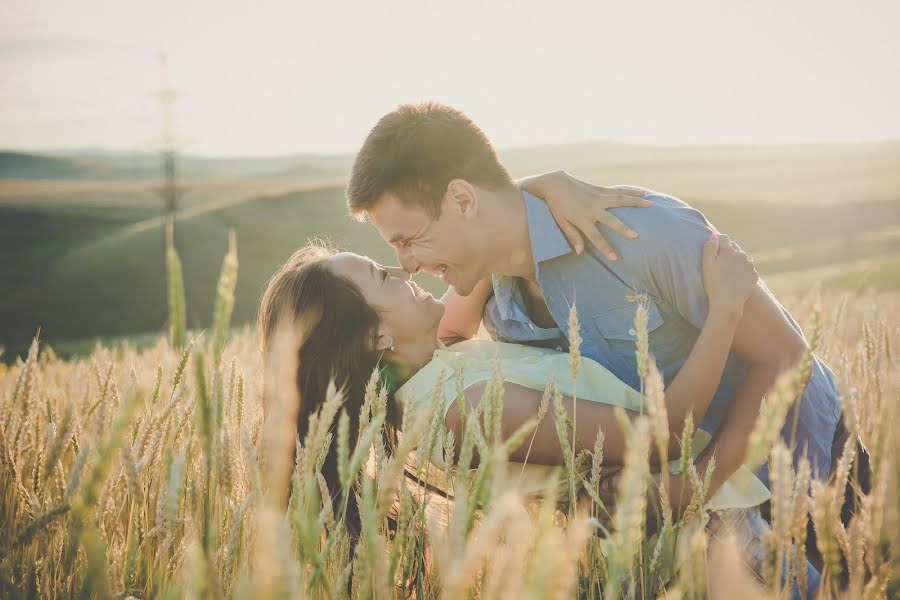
left=484, top=189, right=841, bottom=486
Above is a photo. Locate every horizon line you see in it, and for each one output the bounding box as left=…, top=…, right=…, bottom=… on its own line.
left=3, top=135, right=900, bottom=162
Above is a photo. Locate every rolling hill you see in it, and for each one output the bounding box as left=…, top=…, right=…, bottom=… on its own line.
left=0, top=152, right=95, bottom=179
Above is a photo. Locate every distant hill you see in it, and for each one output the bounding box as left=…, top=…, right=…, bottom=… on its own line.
left=500, top=138, right=900, bottom=173
left=0, top=185, right=401, bottom=357
left=5, top=138, right=899, bottom=183
left=0, top=152, right=95, bottom=179
left=0, top=149, right=351, bottom=181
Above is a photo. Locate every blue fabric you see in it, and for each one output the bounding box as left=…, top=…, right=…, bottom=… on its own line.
left=794, top=559, right=822, bottom=600
left=483, top=188, right=842, bottom=487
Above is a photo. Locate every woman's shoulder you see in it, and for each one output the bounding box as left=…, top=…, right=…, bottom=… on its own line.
left=445, top=339, right=559, bottom=360
left=397, top=340, right=553, bottom=410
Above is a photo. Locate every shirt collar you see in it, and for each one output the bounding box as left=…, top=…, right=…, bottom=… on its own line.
left=523, top=190, right=574, bottom=265
left=490, top=191, right=573, bottom=322
left=491, top=273, right=527, bottom=321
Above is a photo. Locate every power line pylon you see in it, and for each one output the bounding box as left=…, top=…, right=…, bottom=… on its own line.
left=152, top=53, right=185, bottom=218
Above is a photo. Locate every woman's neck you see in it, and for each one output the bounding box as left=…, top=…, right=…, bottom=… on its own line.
left=390, top=336, right=441, bottom=383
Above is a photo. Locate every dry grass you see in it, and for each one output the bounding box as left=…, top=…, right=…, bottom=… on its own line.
left=0, top=244, right=896, bottom=599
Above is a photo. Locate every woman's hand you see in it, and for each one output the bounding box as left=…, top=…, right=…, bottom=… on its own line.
left=701, top=233, right=759, bottom=318
left=518, top=171, right=652, bottom=259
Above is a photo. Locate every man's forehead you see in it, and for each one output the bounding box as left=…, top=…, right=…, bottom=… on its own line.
left=367, top=193, right=430, bottom=237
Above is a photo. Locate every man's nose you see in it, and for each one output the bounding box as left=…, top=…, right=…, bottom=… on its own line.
left=396, top=248, right=420, bottom=275
left=386, top=266, right=410, bottom=281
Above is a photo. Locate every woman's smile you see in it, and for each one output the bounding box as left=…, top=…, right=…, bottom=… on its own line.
left=409, top=280, right=433, bottom=303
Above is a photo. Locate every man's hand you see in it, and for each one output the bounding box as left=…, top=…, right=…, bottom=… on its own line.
left=518, top=171, right=652, bottom=259
left=599, top=466, right=703, bottom=524
left=596, top=465, right=623, bottom=507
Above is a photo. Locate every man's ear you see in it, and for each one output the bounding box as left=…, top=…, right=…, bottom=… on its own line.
left=445, top=179, right=478, bottom=221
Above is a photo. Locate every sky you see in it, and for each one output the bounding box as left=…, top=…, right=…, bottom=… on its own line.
left=1, top=0, right=899, bottom=157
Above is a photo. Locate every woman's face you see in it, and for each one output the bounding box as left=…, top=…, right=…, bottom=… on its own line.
left=327, top=252, right=444, bottom=350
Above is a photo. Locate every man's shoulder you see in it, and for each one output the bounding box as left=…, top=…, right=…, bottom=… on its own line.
left=534, top=186, right=715, bottom=297
left=594, top=187, right=711, bottom=257
left=566, top=187, right=714, bottom=291
left=612, top=187, right=709, bottom=234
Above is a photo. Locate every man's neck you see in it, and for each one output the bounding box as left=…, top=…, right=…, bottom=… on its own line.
left=477, top=185, right=536, bottom=281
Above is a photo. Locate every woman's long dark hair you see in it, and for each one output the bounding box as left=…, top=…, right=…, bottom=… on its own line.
left=257, top=243, right=401, bottom=538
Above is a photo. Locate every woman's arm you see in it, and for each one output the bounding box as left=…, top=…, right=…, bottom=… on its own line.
left=445, top=379, right=637, bottom=466
left=518, top=171, right=651, bottom=258
left=437, top=276, right=494, bottom=345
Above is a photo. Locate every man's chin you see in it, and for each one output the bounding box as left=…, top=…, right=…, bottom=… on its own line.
left=451, top=283, right=475, bottom=296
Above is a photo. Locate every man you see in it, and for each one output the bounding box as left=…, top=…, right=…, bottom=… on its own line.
left=344, top=101, right=843, bottom=496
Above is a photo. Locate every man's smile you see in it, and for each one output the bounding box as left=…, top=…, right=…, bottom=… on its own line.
left=425, top=264, right=449, bottom=282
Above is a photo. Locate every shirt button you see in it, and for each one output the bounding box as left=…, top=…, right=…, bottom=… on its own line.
left=529, top=323, right=535, bottom=331
left=556, top=346, right=563, bottom=352
left=628, top=328, right=637, bottom=336
left=579, top=336, right=584, bottom=344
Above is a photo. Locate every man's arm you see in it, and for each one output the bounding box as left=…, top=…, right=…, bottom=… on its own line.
left=691, top=283, right=807, bottom=496
left=632, top=285, right=807, bottom=515
left=437, top=277, right=494, bottom=345
left=648, top=233, right=759, bottom=454
left=601, top=195, right=807, bottom=498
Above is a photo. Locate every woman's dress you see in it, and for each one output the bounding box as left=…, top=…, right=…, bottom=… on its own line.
left=397, top=339, right=769, bottom=512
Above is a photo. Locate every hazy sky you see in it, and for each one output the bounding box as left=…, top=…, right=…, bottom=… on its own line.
left=2, top=0, right=899, bottom=156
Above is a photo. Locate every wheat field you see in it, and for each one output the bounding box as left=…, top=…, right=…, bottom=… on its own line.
left=0, top=232, right=896, bottom=599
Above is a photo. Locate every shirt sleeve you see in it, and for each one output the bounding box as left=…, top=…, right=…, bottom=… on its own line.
left=601, top=191, right=716, bottom=330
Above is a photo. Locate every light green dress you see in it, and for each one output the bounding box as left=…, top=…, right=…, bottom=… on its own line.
left=397, top=339, right=769, bottom=511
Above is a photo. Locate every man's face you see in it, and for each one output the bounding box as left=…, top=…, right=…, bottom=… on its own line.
left=366, top=193, right=486, bottom=296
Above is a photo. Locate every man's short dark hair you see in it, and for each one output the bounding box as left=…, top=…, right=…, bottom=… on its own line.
left=346, top=102, right=513, bottom=220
